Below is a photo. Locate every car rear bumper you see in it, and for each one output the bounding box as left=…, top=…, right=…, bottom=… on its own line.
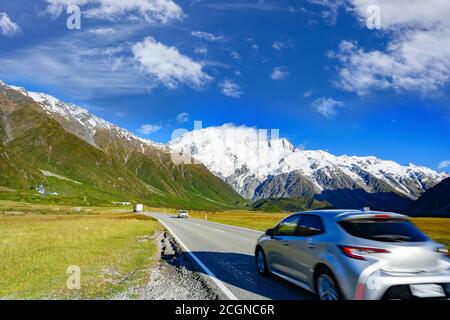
left=356, top=269, right=450, bottom=300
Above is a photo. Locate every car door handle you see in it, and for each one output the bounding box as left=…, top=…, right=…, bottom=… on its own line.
left=307, top=241, right=316, bottom=249
left=281, top=241, right=290, bottom=246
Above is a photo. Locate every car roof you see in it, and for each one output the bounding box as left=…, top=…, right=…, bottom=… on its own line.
left=290, top=209, right=409, bottom=221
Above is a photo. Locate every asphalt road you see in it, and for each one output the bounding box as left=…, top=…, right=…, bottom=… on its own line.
left=147, top=212, right=314, bottom=300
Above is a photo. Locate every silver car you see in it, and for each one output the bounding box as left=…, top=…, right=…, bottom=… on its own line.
left=255, top=209, right=450, bottom=300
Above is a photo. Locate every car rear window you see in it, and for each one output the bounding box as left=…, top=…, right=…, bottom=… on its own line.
left=339, top=219, right=428, bottom=242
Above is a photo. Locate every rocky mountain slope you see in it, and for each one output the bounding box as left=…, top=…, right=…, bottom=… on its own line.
left=168, top=125, right=448, bottom=211
left=409, top=178, right=450, bottom=217
left=0, top=81, right=243, bottom=209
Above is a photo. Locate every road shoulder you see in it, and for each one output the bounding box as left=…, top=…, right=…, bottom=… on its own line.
left=115, top=231, right=223, bottom=300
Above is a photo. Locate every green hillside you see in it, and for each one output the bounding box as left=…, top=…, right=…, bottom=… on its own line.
left=252, top=197, right=332, bottom=212
left=0, top=85, right=244, bottom=210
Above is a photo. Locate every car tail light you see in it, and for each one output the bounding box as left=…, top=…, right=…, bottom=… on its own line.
left=339, top=246, right=390, bottom=260
left=373, top=214, right=390, bottom=218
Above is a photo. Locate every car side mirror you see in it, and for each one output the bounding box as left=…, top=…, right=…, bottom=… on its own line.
left=265, top=228, right=274, bottom=237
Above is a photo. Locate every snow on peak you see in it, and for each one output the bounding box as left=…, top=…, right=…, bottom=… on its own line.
left=169, top=124, right=296, bottom=179
left=7, top=85, right=28, bottom=95
left=3, top=82, right=162, bottom=149
left=169, top=124, right=448, bottom=198
left=28, top=91, right=113, bottom=135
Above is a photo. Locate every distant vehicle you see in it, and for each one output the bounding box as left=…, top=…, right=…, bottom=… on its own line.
left=134, top=204, right=143, bottom=213
left=178, top=210, right=189, bottom=218
left=255, top=209, right=450, bottom=300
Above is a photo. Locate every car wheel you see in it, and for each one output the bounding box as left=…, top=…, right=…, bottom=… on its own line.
left=315, top=268, right=342, bottom=300
left=255, top=248, right=269, bottom=276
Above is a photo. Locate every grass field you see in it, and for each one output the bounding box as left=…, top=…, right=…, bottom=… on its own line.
left=0, top=203, right=162, bottom=299
left=163, top=209, right=450, bottom=247
left=0, top=200, right=133, bottom=215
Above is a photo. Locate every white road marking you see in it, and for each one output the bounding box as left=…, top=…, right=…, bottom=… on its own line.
left=154, top=216, right=238, bottom=300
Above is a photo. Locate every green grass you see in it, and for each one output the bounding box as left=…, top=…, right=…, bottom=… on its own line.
left=0, top=199, right=133, bottom=215
left=0, top=208, right=162, bottom=299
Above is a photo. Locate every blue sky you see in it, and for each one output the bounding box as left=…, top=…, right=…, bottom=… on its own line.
left=0, top=0, right=449, bottom=171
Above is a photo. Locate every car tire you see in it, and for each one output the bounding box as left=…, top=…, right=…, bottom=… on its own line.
left=255, top=248, right=269, bottom=276
left=315, top=267, right=343, bottom=300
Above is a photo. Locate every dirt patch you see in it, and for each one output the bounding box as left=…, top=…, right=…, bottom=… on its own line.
left=115, top=232, right=219, bottom=300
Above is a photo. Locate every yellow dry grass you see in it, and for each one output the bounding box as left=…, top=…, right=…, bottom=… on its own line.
left=0, top=212, right=161, bottom=299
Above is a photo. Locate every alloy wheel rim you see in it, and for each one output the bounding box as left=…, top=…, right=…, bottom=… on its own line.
left=318, top=274, right=339, bottom=300
left=257, top=251, right=265, bottom=273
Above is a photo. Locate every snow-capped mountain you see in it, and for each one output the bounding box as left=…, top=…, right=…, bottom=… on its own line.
left=168, top=125, right=448, bottom=208
left=2, top=80, right=447, bottom=211
left=4, top=83, right=163, bottom=154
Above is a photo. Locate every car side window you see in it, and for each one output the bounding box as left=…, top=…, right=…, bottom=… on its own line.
left=297, top=215, right=324, bottom=237
left=274, top=215, right=302, bottom=236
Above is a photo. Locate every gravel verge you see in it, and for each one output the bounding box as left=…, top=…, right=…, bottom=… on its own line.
left=115, top=231, right=221, bottom=300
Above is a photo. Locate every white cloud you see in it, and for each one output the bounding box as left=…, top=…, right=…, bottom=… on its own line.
left=271, top=67, right=289, bottom=81
left=439, top=160, right=450, bottom=170
left=176, top=112, right=189, bottom=123
left=45, top=0, right=184, bottom=23
left=88, top=27, right=117, bottom=36
left=194, top=46, right=208, bottom=54
left=0, top=13, right=20, bottom=36
left=191, top=31, right=224, bottom=42
left=306, top=0, right=344, bottom=24
left=138, top=124, right=161, bottom=135
left=348, top=0, right=450, bottom=30
left=334, top=31, right=450, bottom=96
left=220, top=80, right=242, bottom=98
left=230, top=51, right=241, bottom=60
left=273, top=39, right=293, bottom=50
left=196, top=1, right=308, bottom=13
left=312, top=97, right=344, bottom=118
left=132, top=37, right=212, bottom=89
left=330, top=0, right=450, bottom=96
left=303, top=89, right=317, bottom=98
left=0, top=36, right=152, bottom=99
